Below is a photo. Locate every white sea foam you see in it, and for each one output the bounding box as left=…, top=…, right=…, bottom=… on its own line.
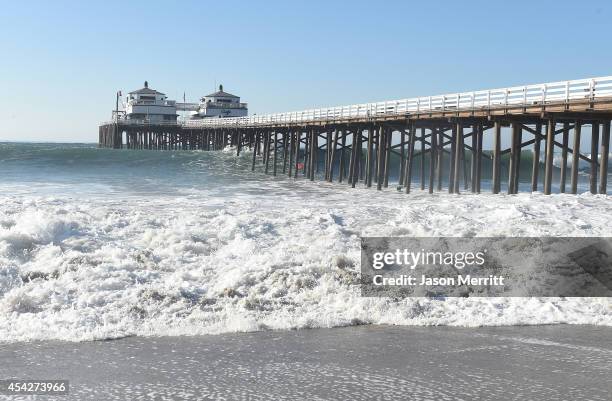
left=0, top=143, right=611, bottom=341
left=1, top=176, right=611, bottom=343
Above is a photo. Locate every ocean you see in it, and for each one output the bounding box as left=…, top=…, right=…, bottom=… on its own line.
left=0, top=142, right=611, bottom=343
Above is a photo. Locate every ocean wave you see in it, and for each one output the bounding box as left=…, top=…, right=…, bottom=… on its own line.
left=553, top=151, right=612, bottom=171
left=1, top=187, right=611, bottom=343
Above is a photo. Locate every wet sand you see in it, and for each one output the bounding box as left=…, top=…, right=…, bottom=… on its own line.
left=1, top=325, right=611, bottom=400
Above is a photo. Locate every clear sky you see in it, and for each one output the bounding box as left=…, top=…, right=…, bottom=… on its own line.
left=1, top=0, right=611, bottom=142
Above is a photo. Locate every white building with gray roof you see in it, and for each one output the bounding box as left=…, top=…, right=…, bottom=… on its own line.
left=191, top=84, right=248, bottom=119
left=124, top=81, right=177, bottom=122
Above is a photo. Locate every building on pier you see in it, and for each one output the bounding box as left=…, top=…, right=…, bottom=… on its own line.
left=125, top=81, right=177, bottom=123
left=190, top=84, right=248, bottom=119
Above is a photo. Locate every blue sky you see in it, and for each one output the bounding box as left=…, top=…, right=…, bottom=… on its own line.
left=0, top=0, right=611, bottom=142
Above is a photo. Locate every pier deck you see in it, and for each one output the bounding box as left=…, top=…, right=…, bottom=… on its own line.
left=99, top=76, right=612, bottom=195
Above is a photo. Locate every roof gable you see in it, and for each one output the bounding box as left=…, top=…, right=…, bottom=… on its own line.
left=205, top=84, right=239, bottom=99
left=205, top=90, right=239, bottom=98
left=129, top=87, right=165, bottom=95
left=128, top=81, right=165, bottom=96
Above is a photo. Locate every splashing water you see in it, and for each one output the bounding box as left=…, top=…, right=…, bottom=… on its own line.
left=0, top=143, right=611, bottom=342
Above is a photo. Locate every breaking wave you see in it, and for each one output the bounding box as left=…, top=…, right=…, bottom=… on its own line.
left=0, top=143, right=611, bottom=342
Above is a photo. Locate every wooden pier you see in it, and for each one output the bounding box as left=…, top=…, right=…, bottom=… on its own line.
left=100, top=76, right=612, bottom=195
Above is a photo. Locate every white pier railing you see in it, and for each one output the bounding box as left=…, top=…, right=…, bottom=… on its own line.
left=107, top=76, right=612, bottom=128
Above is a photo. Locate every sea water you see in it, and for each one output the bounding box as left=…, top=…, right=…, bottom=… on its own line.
left=0, top=142, right=611, bottom=342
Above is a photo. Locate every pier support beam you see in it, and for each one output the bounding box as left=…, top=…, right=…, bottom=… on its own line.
left=571, top=122, right=581, bottom=194
left=449, top=125, right=457, bottom=193
left=252, top=132, right=259, bottom=171
left=288, top=131, right=294, bottom=177
left=295, top=131, right=302, bottom=178
left=420, top=128, right=426, bottom=191
left=282, top=131, right=289, bottom=174
left=508, top=123, right=518, bottom=194
left=429, top=127, right=437, bottom=194
left=350, top=130, right=360, bottom=188
left=404, top=124, right=415, bottom=194
left=436, top=128, right=443, bottom=191
left=355, top=128, right=364, bottom=187
left=491, top=122, right=501, bottom=194
left=328, top=130, right=338, bottom=182
left=325, top=130, right=332, bottom=180
left=559, top=123, right=569, bottom=193
left=453, top=123, right=463, bottom=194
left=543, top=119, right=555, bottom=195
left=383, top=128, right=391, bottom=188
left=461, top=135, right=468, bottom=191
left=303, top=131, right=309, bottom=176
left=264, top=132, right=271, bottom=174
left=476, top=124, right=483, bottom=193
left=366, top=128, right=374, bottom=188
left=399, top=131, right=406, bottom=185
left=471, top=124, right=478, bottom=193
left=600, top=121, right=610, bottom=194
left=293, top=131, right=300, bottom=178
left=273, top=131, right=278, bottom=176
left=531, top=123, right=542, bottom=192
left=348, top=131, right=356, bottom=186
left=376, top=127, right=385, bottom=190
left=309, top=129, right=316, bottom=181
left=590, top=122, right=600, bottom=194
left=338, top=131, right=346, bottom=183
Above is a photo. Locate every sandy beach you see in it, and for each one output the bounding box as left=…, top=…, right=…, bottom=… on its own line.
left=1, top=325, right=611, bottom=400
